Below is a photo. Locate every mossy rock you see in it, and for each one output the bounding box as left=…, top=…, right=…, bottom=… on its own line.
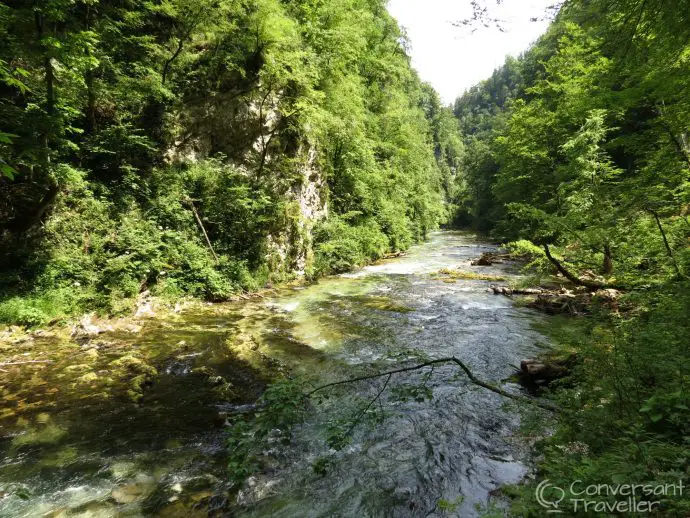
left=352, top=295, right=414, bottom=313
left=83, top=348, right=99, bottom=361
left=12, top=423, right=67, bottom=449
left=109, top=355, right=157, bottom=402
left=430, top=268, right=505, bottom=282
left=39, top=446, right=79, bottom=468
left=109, top=355, right=157, bottom=377
left=65, top=363, right=92, bottom=373
left=76, top=372, right=99, bottom=384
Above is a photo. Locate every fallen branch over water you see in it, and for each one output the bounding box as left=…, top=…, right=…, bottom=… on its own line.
left=307, top=357, right=560, bottom=413
left=543, top=244, right=623, bottom=290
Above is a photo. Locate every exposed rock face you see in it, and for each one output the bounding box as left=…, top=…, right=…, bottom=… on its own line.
left=72, top=313, right=113, bottom=338
left=258, top=144, right=328, bottom=277
left=287, top=146, right=328, bottom=274
left=166, top=91, right=328, bottom=279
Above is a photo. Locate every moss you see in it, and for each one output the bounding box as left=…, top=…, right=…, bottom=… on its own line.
left=430, top=268, right=505, bottom=282
left=109, top=354, right=157, bottom=376
left=39, top=446, right=79, bottom=467
left=225, top=333, right=264, bottom=369
left=12, top=423, right=67, bottom=449
left=77, top=372, right=99, bottom=384
left=83, top=348, right=99, bottom=361
left=64, top=363, right=92, bottom=373
left=354, top=295, right=414, bottom=313
left=109, top=354, right=157, bottom=402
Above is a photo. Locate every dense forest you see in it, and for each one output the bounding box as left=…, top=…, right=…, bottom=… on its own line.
left=0, top=0, right=459, bottom=326
left=450, top=0, right=689, bottom=514
left=0, top=0, right=688, bottom=515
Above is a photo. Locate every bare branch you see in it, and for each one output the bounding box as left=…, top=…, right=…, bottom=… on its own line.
left=307, top=357, right=560, bottom=413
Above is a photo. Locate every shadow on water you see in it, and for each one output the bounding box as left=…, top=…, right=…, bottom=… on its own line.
left=0, top=232, right=552, bottom=517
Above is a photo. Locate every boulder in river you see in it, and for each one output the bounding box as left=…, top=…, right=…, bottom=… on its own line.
left=72, top=313, right=111, bottom=337
left=111, top=474, right=156, bottom=504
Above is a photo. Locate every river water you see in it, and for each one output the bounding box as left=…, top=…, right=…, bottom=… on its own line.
left=0, top=231, right=550, bottom=517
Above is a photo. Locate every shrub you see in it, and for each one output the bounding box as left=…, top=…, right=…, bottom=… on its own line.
left=312, top=216, right=389, bottom=275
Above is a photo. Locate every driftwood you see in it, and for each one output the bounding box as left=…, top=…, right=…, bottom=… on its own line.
left=185, top=197, right=219, bottom=263
left=490, top=286, right=545, bottom=296
left=528, top=292, right=587, bottom=315
left=520, top=358, right=569, bottom=382
left=491, top=284, right=622, bottom=315
left=471, top=253, right=494, bottom=266
left=308, top=356, right=560, bottom=413
left=518, top=355, right=578, bottom=385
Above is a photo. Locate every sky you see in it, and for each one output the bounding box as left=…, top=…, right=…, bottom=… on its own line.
left=387, top=0, right=555, bottom=104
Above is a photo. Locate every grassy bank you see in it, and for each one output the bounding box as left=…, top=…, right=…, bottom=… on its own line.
left=496, top=260, right=690, bottom=516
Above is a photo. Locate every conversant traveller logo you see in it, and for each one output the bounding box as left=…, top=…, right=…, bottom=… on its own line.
left=535, top=479, right=684, bottom=514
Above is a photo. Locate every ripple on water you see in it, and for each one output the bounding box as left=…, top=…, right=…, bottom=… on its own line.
left=0, top=232, right=550, bottom=517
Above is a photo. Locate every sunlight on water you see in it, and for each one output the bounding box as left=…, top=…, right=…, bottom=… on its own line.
left=0, top=231, right=549, bottom=518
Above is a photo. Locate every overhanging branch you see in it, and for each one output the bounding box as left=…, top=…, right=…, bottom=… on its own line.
left=307, top=357, right=560, bottom=413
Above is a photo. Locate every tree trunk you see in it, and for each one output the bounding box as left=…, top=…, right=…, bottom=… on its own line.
left=603, top=243, right=613, bottom=274
left=8, top=183, right=60, bottom=233
left=650, top=210, right=682, bottom=277
left=85, top=4, right=97, bottom=133
left=34, top=8, right=54, bottom=118
left=543, top=244, right=620, bottom=290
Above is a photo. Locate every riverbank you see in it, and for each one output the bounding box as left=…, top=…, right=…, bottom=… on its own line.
left=490, top=277, right=690, bottom=516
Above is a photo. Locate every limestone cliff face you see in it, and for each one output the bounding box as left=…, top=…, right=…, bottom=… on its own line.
left=266, top=145, right=328, bottom=276
left=167, top=90, right=328, bottom=277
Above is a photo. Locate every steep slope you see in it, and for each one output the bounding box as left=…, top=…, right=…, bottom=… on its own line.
left=0, top=0, right=458, bottom=325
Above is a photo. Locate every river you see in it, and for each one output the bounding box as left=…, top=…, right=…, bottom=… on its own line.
left=0, top=231, right=551, bottom=517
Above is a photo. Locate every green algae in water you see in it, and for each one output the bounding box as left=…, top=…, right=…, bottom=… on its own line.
left=0, top=232, right=539, bottom=518
left=11, top=423, right=67, bottom=449
left=348, top=295, right=414, bottom=313
left=38, top=446, right=79, bottom=468
left=430, top=267, right=505, bottom=282
left=109, top=354, right=158, bottom=402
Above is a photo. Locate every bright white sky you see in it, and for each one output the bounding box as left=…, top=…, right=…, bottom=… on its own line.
left=387, top=0, right=555, bottom=104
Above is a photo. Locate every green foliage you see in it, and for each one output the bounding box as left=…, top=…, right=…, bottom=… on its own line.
left=311, top=455, right=335, bottom=476
left=451, top=1, right=690, bottom=514
left=437, top=496, right=464, bottom=514
left=312, top=216, right=389, bottom=275
left=0, top=0, right=451, bottom=326
left=226, top=379, right=306, bottom=484
left=497, top=281, right=686, bottom=515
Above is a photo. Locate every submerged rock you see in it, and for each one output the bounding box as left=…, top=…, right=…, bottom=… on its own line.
left=108, top=354, right=158, bottom=402
left=111, top=475, right=156, bottom=504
